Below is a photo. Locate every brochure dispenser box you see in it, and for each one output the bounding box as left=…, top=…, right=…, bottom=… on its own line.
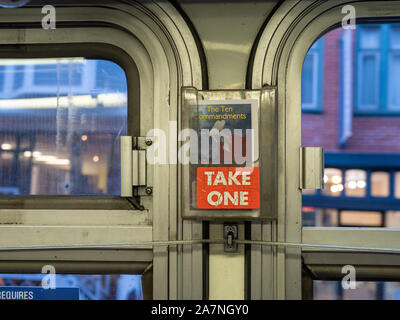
left=181, top=87, right=277, bottom=221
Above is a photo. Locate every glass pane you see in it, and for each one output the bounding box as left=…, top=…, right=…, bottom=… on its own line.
left=340, top=211, right=382, bottom=227
left=371, top=172, right=390, bottom=197
left=0, top=66, right=5, bottom=92
left=390, top=26, right=400, bottom=49
left=33, top=63, right=83, bottom=86
left=0, top=58, right=127, bottom=196
left=386, top=211, right=400, bottom=227
left=302, top=53, right=316, bottom=106
left=359, top=26, right=381, bottom=49
left=388, top=54, right=400, bottom=109
left=322, top=168, right=343, bottom=197
left=314, top=281, right=400, bottom=300
left=13, top=65, right=25, bottom=90
left=316, top=208, right=338, bottom=227
left=345, top=170, right=367, bottom=197
left=360, top=54, right=378, bottom=106
left=0, top=274, right=142, bottom=300
left=396, top=172, right=400, bottom=198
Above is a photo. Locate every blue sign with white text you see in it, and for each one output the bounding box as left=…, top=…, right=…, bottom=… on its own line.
left=0, top=287, right=79, bottom=300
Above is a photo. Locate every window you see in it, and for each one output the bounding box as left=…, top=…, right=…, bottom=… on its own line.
left=345, top=169, right=366, bottom=197
left=33, top=63, right=83, bottom=87
left=396, top=172, right=400, bottom=198
left=340, top=210, right=382, bottom=227
left=0, top=273, right=142, bottom=300
left=12, top=65, right=24, bottom=90
left=301, top=38, right=324, bottom=112
left=371, top=171, right=390, bottom=197
left=303, top=167, right=400, bottom=227
left=0, top=58, right=128, bottom=196
left=0, top=66, right=5, bottom=92
left=314, top=281, right=400, bottom=300
left=357, top=26, right=381, bottom=111
left=356, top=24, right=400, bottom=114
left=322, top=168, right=343, bottom=197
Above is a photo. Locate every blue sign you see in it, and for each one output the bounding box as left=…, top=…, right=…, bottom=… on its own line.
left=0, top=287, right=79, bottom=300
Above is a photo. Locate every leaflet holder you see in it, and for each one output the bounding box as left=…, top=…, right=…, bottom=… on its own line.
left=180, top=87, right=277, bottom=221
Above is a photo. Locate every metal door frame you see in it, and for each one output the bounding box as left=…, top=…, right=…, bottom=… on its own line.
left=249, top=0, right=400, bottom=299
left=0, top=1, right=206, bottom=300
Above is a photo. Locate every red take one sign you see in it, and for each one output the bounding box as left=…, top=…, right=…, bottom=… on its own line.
left=197, top=167, right=260, bottom=209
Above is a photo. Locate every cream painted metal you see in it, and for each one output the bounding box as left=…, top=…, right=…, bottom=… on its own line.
left=250, top=0, right=400, bottom=299
left=209, top=223, right=245, bottom=300
left=179, top=0, right=279, bottom=300
left=121, top=136, right=134, bottom=197
left=0, top=1, right=205, bottom=300
left=300, top=147, right=324, bottom=190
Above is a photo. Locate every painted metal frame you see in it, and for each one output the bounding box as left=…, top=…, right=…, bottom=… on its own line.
left=249, top=0, right=400, bottom=300
left=0, top=1, right=205, bottom=300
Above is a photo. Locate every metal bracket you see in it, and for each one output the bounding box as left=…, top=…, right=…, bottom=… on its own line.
left=300, top=147, right=324, bottom=190
left=224, top=224, right=238, bottom=253
left=121, top=136, right=153, bottom=197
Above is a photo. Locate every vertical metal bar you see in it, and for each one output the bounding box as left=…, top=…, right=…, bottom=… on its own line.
left=250, top=223, right=262, bottom=299
left=120, top=136, right=132, bottom=197
left=138, top=150, right=147, bottom=186
left=132, top=150, right=139, bottom=186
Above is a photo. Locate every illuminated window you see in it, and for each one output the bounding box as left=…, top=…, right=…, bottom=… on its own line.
left=322, top=168, right=343, bottom=197
left=340, top=211, right=382, bottom=227
left=345, top=169, right=366, bottom=197
left=386, top=211, right=400, bottom=227
left=396, top=172, right=400, bottom=198
left=371, top=171, right=390, bottom=197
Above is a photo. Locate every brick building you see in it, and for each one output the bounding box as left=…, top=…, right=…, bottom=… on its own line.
left=302, top=25, right=400, bottom=299
left=302, top=24, right=400, bottom=229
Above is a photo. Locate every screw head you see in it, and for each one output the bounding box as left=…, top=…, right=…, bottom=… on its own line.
left=145, top=139, right=152, bottom=146
left=145, top=187, right=153, bottom=195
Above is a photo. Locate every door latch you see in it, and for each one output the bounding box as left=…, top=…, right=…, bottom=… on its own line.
left=224, top=224, right=238, bottom=253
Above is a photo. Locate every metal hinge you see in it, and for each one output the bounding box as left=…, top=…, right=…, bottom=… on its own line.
left=300, top=147, right=324, bottom=190
left=121, top=136, right=153, bottom=197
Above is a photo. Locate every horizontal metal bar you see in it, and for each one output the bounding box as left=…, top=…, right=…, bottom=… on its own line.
left=0, top=209, right=148, bottom=226
left=0, top=225, right=152, bottom=247
left=0, top=238, right=399, bottom=254
left=303, top=227, right=400, bottom=250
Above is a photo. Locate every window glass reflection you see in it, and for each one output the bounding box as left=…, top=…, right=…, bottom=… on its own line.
left=0, top=58, right=127, bottom=196
left=0, top=274, right=142, bottom=300
left=314, top=280, right=400, bottom=300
